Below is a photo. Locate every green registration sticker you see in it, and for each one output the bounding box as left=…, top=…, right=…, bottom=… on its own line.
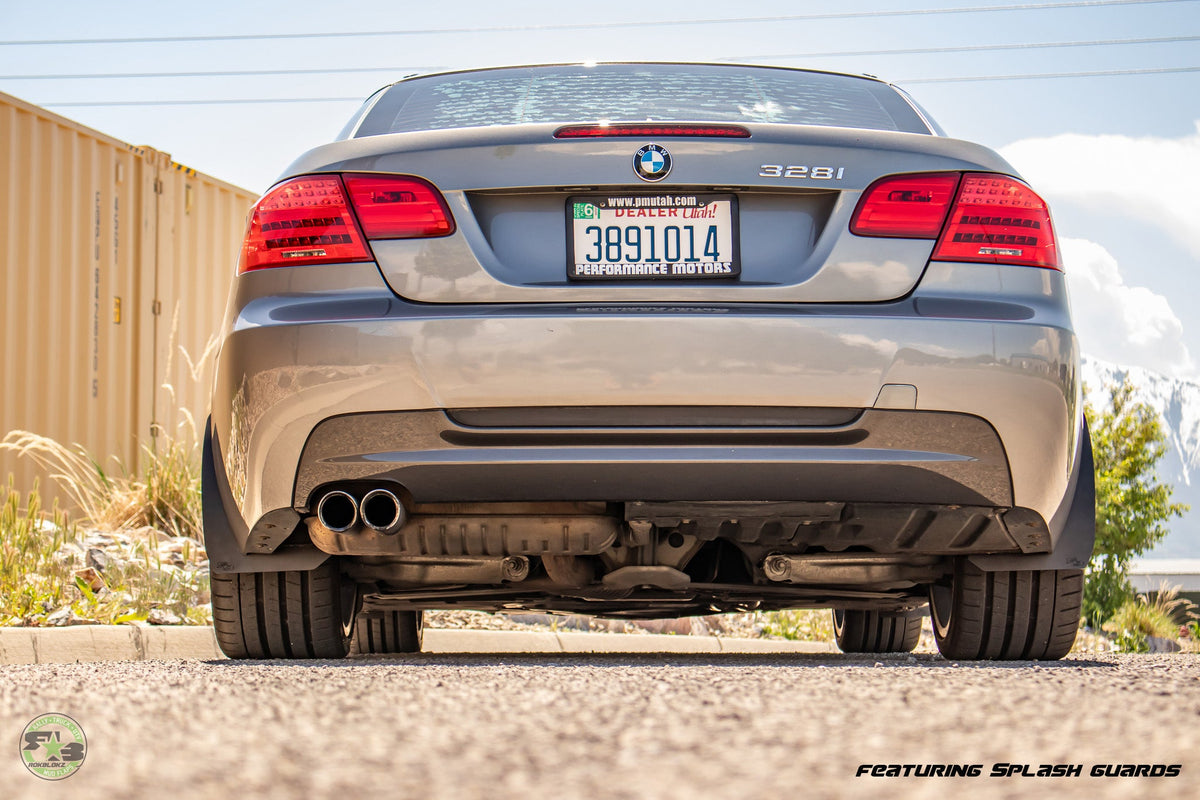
left=573, top=202, right=600, bottom=220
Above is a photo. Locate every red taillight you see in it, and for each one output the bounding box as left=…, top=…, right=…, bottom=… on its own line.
left=933, top=174, right=1058, bottom=270
left=553, top=123, right=751, bottom=138
left=238, top=173, right=455, bottom=273
left=342, top=173, right=455, bottom=239
left=850, top=171, right=1059, bottom=270
left=238, top=176, right=371, bottom=273
left=850, top=173, right=961, bottom=238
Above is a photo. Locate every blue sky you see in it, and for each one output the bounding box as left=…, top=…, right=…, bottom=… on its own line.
left=1, top=1, right=1198, bottom=370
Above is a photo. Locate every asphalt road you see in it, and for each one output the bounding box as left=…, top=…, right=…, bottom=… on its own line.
left=1, top=652, right=1196, bottom=799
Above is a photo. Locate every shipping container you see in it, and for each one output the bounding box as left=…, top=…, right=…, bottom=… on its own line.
left=0, top=90, right=257, bottom=513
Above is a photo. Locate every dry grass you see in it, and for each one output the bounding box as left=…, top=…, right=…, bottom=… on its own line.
left=0, top=430, right=202, bottom=540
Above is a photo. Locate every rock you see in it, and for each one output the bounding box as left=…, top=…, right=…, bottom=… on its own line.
left=45, top=607, right=89, bottom=626
left=86, top=547, right=109, bottom=572
left=73, top=567, right=105, bottom=592
left=147, top=608, right=183, bottom=625
left=1147, top=636, right=1182, bottom=653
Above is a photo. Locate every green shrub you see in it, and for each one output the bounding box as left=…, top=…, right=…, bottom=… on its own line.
left=0, top=478, right=210, bottom=626
left=0, top=480, right=75, bottom=624
left=1084, top=380, right=1188, bottom=627
left=1102, top=583, right=1192, bottom=652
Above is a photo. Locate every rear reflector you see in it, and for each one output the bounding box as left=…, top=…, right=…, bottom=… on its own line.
left=238, top=176, right=371, bottom=273
left=238, top=173, right=455, bottom=273
left=932, top=174, right=1058, bottom=270
left=554, top=123, right=751, bottom=138
left=849, top=173, right=961, bottom=238
left=851, top=171, right=1060, bottom=270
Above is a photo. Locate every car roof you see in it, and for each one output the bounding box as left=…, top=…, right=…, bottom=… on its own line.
left=382, top=61, right=894, bottom=90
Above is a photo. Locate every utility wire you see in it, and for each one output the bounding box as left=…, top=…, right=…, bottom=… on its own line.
left=5, top=35, right=1198, bottom=81
left=35, top=64, right=1200, bottom=107
left=0, top=0, right=1190, bottom=46
left=0, top=66, right=438, bottom=81
left=41, top=97, right=365, bottom=107
left=725, top=34, right=1200, bottom=62
left=902, top=65, right=1200, bottom=81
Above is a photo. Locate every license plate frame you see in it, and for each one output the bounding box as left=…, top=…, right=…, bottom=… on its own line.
left=566, top=194, right=740, bottom=281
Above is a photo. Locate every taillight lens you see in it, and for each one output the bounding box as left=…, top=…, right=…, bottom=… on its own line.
left=850, top=171, right=1059, bottom=270
left=554, top=123, right=751, bottom=138
left=238, top=176, right=371, bottom=273
left=850, top=173, right=961, bottom=238
left=933, top=174, right=1058, bottom=269
left=238, top=173, right=455, bottom=273
left=342, top=173, right=455, bottom=238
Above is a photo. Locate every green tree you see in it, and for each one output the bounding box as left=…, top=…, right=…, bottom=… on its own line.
left=1083, top=379, right=1188, bottom=627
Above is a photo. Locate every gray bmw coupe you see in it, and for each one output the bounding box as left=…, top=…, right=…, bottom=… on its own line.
left=203, top=63, right=1094, bottom=660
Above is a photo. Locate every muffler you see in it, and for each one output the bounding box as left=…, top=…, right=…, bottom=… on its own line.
left=316, top=490, right=359, bottom=533
left=360, top=488, right=406, bottom=535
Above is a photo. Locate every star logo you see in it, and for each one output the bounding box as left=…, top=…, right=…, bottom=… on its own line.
left=40, top=734, right=65, bottom=760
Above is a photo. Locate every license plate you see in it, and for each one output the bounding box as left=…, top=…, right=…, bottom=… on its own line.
left=568, top=194, right=739, bottom=280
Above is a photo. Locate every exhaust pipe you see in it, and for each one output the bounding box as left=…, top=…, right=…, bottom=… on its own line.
left=316, top=490, right=359, bottom=533
left=360, top=488, right=406, bottom=535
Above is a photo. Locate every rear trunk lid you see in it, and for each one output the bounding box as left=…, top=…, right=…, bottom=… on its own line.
left=283, top=123, right=1015, bottom=304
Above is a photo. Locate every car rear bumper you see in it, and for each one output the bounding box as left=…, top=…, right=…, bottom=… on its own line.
left=210, top=261, right=1082, bottom=560
left=292, top=408, right=1013, bottom=508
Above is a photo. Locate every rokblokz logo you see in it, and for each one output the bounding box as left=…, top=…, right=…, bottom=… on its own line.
left=20, top=713, right=86, bottom=780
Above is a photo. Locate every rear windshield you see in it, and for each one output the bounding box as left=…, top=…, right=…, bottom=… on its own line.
left=350, top=64, right=932, bottom=138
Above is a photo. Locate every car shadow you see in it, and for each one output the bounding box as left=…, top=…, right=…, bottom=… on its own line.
left=205, top=652, right=1119, bottom=669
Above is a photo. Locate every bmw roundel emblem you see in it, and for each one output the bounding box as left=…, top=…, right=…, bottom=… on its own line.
left=633, top=143, right=672, bottom=182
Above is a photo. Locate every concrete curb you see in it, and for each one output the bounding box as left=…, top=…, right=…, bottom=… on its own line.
left=0, top=626, right=224, bottom=664
left=0, top=626, right=834, bottom=664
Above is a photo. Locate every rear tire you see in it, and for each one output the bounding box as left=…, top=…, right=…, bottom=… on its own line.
left=833, top=609, right=922, bottom=653
left=350, top=610, right=423, bottom=654
left=929, top=560, right=1082, bottom=661
left=210, top=560, right=354, bottom=659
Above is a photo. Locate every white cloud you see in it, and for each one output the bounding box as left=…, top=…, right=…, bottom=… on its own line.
left=1000, top=124, right=1200, bottom=259
left=1061, top=237, right=1195, bottom=378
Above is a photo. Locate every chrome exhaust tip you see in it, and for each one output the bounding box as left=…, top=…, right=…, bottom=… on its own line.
left=316, top=490, right=359, bottom=533
left=360, top=488, right=406, bottom=535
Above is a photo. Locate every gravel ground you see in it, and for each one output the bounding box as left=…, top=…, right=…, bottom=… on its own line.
left=0, top=652, right=1195, bottom=799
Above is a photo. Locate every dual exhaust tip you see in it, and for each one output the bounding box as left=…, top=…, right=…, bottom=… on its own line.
left=316, top=488, right=405, bottom=535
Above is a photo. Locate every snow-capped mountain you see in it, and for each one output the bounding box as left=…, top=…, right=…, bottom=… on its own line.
left=1081, top=355, right=1200, bottom=557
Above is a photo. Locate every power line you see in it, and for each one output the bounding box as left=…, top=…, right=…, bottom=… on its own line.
left=5, top=35, right=1198, bottom=81
left=0, top=66, right=437, bottom=81
left=901, top=65, right=1200, bottom=82
left=39, top=97, right=365, bottom=107
left=725, top=34, right=1200, bottom=62
left=1, top=0, right=1190, bottom=46
left=34, top=64, right=1200, bottom=107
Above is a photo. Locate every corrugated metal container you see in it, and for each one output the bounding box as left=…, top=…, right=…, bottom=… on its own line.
left=151, top=158, right=255, bottom=447
left=0, top=90, right=256, bottom=511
